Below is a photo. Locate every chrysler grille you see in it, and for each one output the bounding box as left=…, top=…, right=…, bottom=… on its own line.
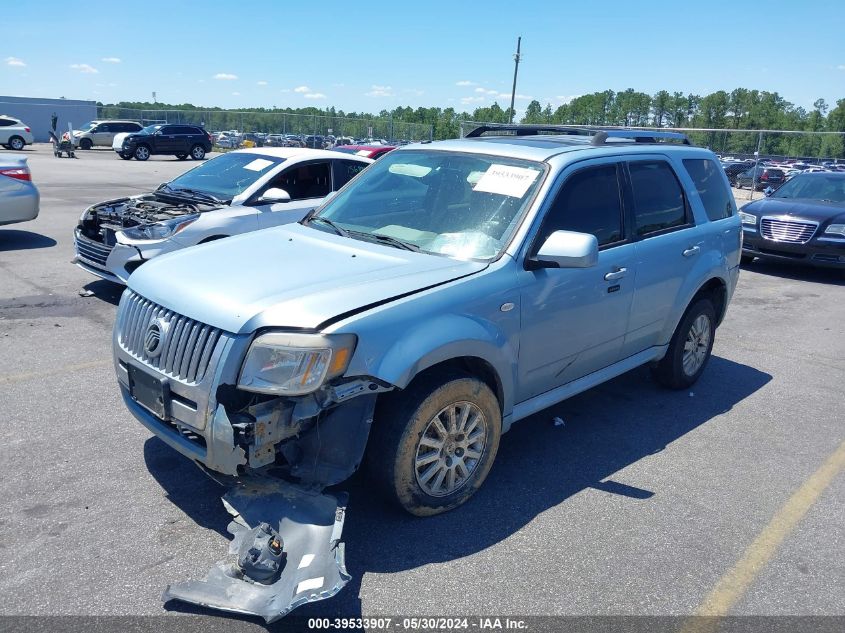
left=760, top=218, right=817, bottom=244
left=117, top=291, right=223, bottom=384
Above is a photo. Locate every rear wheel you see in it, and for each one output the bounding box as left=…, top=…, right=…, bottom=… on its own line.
left=367, top=371, right=501, bottom=516
left=190, top=144, right=206, bottom=160
left=79, top=138, right=92, bottom=150
left=652, top=299, right=716, bottom=390
left=134, top=145, right=151, bottom=161
left=9, top=136, right=25, bottom=151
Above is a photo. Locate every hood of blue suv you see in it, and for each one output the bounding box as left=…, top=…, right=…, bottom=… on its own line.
left=127, top=223, right=488, bottom=333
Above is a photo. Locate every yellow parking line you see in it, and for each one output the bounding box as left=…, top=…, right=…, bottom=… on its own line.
left=0, top=359, right=111, bottom=384
left=682, top=439, right=845, bottom=633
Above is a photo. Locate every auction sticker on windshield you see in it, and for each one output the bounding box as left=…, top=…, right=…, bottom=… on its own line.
left=243, top=158, right=275, bottom=172
left=473, top=164, right=539, bottom=198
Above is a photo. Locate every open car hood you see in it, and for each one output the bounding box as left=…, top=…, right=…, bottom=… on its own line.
left=127, top=222, right=487, bottom=334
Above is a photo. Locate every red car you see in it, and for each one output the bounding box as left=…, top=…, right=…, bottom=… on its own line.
left=333, top=144, right=396, bottom=159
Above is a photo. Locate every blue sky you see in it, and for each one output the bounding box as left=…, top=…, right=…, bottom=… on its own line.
left=2, top=0, right=843, bottom=115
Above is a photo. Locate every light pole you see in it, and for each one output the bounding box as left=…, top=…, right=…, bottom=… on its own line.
left=508, top=36, right=521, bottom=124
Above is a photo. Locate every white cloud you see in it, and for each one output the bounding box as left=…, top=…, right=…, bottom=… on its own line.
left=294, top=85, right=311, bottom=93
left=280, top=88, right=291, bottom=93
left=474, top=87, right=498, bottom=95
left=456, top=80, right=476, bottom=86
left=555, top=94, right=581, bottom=104
left=101, top=57, right=121, bottom=63
left=70, top=63, right=99, bottom=74
left=365, top=84, right=394, bottom=97
left=460, top=96, right=486, bottom=104
left=5, top=56, right=26, bottom=67
left=256, top=80, right=268, bottom=86
left=213, top=72, right=238, bottom=80
left=404, top=88, right=425, bottom=96
left=837, top=64, right=845, bottom=71
left=304, top=92, right=326, bottom=99
left=232, top=91, right=240, bottom=96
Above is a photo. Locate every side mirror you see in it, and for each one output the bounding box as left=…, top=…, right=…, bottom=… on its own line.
left=531, top=230, right=598, bottom=269
left=258, top=187, right=291, bottom=203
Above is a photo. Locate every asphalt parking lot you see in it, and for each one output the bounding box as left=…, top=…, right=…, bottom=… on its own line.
left=1, top=145, right=843, bottom=628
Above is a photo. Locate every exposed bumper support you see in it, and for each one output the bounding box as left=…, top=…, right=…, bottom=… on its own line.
left=164, top=476, right=350, bottom=623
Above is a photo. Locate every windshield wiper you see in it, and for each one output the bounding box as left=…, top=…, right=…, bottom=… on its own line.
left=360, top=232, right=421, bottom=252
left=304, top=216, right=349, bottom=237
left=170, top=188, right=226, bottom=204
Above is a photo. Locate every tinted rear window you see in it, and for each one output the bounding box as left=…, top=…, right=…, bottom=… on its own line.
left=683, top=158, right=733, bottom=221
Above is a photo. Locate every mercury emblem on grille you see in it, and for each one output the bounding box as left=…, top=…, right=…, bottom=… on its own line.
left=143, top=318, right=169, bottom=358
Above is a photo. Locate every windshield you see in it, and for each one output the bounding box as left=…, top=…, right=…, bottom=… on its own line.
left=309, top=150, right=545, bottom=260
left=140, top=124, right=163, bottom=135
left=77, top=121, right=96, bottom=132
left=166, top=152, right=285, bottom=201
left=771, top=174, right=845, bottom=203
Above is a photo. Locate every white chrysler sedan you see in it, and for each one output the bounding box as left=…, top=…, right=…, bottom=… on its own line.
left=73, top=148, right=372, bottom=283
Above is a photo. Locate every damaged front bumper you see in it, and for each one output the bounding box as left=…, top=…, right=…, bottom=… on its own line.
left=113, top=289, right=389, bottom=619
left=165, top=476, right=351, bottom=622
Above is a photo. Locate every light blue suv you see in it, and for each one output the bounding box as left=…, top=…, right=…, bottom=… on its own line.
left=113, top=125, right=741, bottom=620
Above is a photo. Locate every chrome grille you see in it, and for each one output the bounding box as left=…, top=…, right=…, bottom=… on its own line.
left=75, top=232, right=113, bottom=266
left=117, top=290, right=223, bottom=384
left=760, top=217, right=817, bottom=244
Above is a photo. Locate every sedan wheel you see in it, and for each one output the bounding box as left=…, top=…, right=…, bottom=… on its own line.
left=134, top=145, right=150, bottom=161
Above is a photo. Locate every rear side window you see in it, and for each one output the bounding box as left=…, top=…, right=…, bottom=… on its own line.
left=683, top=158, right=733, bottom=221
left=0, top=119, right=15, bottom=127
left=629, top=161, right=687, bottom=236
left=537, top=164, right=624, bottom=248
left=333, top=160, right=367, bottom=189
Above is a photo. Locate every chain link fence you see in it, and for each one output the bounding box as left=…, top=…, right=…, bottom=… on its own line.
left=459, top=121, right=845, bottom=202
left=96, top=106, right=433, bottom=145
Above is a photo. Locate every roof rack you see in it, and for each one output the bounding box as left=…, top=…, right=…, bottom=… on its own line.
left=464, top=124, right=691, bottom=146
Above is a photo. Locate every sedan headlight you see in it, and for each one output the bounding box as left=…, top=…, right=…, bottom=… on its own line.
left=824, top=223, right=845, bottom=237
left=119, top=214, right=199, bottom=241
left=238, top=332, right=357, bottom=396
left=739, top=211, right=757, bottom=226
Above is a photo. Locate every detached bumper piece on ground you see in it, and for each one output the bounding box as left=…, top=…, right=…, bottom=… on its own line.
left=163, top=476, right=350, bottom=622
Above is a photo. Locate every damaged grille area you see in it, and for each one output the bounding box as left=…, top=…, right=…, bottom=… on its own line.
left=74, top=231, right=114, bottom=266
left=118, top=290, right=224, bottom=384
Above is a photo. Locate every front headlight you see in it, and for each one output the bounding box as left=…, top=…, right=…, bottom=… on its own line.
left=739, top=211, right=757, bottom=226
left=119, top=214, right=199, bottom=241
left=824, top=223, right=845, bottom=237
left=238, top=332, right=357, bottom=396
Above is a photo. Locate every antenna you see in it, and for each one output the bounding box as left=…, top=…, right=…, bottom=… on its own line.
left=508, top=36, right=521, bottom=124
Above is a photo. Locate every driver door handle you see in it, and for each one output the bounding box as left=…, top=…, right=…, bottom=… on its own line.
left=683, top=246, right=701, bottom=257
left=604, top=267, right=627, bottom=281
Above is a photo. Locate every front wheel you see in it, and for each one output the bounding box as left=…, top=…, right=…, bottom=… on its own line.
left=652, top=299, right=716, bottom=390
left=134, top=145, right=150, bottom=161
left=79, top=138, right=93, bottom=150
left=367, top=371, right=501, bottom=516
left=190, top=144, right=206, bottom=160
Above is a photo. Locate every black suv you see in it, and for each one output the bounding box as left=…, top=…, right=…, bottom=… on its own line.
left=119, top=124, right=212, bottom=161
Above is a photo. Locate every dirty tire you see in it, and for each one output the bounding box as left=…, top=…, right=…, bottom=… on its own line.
left=367, top=370, right=501, bottom=516
left=190, top=144, right=205, bottom=160
left=740, top=254, right=754, bottom=265
left=134, top=145, right=150, bottom=161
left=9, top=136, right=25, bottom=151
left=651, top=298, right=716, bottom=390
left=176, top=153, right=188, bottom=160
left=79, top=138, right=92, bottom=150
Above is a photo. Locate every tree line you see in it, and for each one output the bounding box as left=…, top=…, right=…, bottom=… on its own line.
left=100, top=87, right=845, bottom=157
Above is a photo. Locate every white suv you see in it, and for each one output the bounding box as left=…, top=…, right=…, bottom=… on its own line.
left=0, top=116, right=34, bottom=151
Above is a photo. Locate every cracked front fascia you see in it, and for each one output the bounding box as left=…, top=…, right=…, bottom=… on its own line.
left=208, top=404, right=247, bottom=476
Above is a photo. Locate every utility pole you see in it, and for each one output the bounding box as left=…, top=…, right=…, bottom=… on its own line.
left=508, top=36, right=522, bottom=124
